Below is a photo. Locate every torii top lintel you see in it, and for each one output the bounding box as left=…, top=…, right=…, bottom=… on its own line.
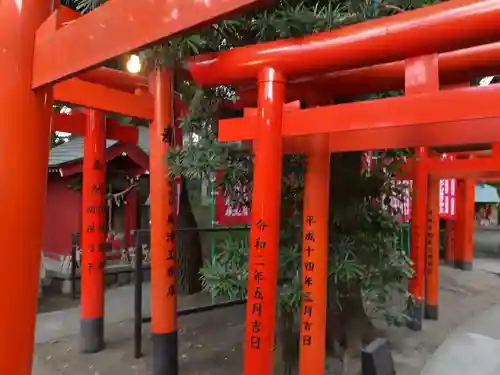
left=186, top=0, right=500, bottom=87
left=31, top=0, right=269, bottom=88
left=237, top=41, right=500, bottom=104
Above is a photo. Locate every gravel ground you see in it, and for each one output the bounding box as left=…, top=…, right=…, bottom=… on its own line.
left=33, top=264, right=500, bottom=375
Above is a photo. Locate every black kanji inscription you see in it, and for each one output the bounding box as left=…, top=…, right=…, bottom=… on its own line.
left=167, top=284, right=176, bottom=297
left=254, top=237, right=267, bottom=250
left=304, top=232, right=316, bottom=242
left=305, top=246, right=314, bottom=257
left=253, top=270, right=264, bottom=284
left=252, top=303, right=262, bottom=317
left=304, top=262, right=315, bottom=272
left=304, top=305, right=312, bottom=317
left=304, top=276, right=313, bottom=288
left=166, top=249, right=174, bottom=260
left=256, top=219, right=268, bottom=231
left=250, top=336, right=261, bottom=349
left=168, top=266, right=176, bottom=277
left=252, top=320, right=261, bottom=334
left=253, top=287, right=264, bottom=300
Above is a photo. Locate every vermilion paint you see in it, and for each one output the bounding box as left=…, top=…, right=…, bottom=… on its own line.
left=299, top=134, right=330, bottom=375
left=406, top=55, right=438, bottom=330
left=219, top=86, right=500, bottom=151
left=243, top=68, right=285, bottom=375
left=148, top=69, right=177, bottom=335
left=0, top=1, right=53, bottom=373
left=80, top=109, right=107, bottom=351
left=51, top=112, right=138, bottom=143
left=445, top=220, right=456, bottom=265
left=425, top=177, right=440, bottom=320
left=188, top=0, right=500, bottom=86
left=32, top=0, right=268, bottom=87
left=235, top=41, right=500, bottom=104
left=454, top=179, right=475, bottom=270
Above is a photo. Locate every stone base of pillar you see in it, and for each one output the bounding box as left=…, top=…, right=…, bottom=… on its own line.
left=454, top=260, right=473, bottom=271
left=152, top=331, right=178, bottom=375
left=424, top=304, right=438, bottom=320
left=80, top=317, right=104, bottom=353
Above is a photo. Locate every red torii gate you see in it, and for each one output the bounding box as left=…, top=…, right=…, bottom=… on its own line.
left=4, top=1, right=500, bottom=375
left=185, top=2, right=500, bottom=374
left=0, top=0, right=267, bottom=374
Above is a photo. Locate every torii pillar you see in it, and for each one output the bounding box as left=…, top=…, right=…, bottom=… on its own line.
left=243, top=68, right=285, bottom=375
left=406, top=54, right=438, bottom=331
left=425, top=176, right=440, bottom=320
left=80, top=109, right=107, bottom=352
left=299, top=96, right=330, bottom=375
left=149, top=68, right=178, bottom=375
left=455, top=179, right=475, bottom=270
left=299, top=133, right=330, bottom=375
left=0, top=1, right=53, bottom=374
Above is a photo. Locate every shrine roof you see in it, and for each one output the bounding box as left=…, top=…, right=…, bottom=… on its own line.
left=48, top=126, right=149, bottom=167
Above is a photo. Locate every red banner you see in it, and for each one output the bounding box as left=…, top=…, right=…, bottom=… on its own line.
left=363, top=151, right=457, bottom=221
left=214, top=171, right=251, bottom=226
left=394, top=180, right=412, bottom=223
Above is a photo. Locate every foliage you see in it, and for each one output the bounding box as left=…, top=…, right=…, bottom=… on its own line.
left=200, top=151, right=414, bottom=321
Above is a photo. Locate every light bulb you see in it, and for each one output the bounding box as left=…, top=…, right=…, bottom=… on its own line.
left=126, top=54, right=142, bottom=74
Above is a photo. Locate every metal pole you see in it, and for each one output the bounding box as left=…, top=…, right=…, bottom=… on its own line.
left=134, top=231, right=144, bottom=358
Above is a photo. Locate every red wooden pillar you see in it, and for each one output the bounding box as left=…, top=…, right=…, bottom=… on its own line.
left=299, top=134, right=330, bottom=375
left=455, top=179, right=474, bottom=270
left=149, top=68, right=178, bottom=375
left=445, top=220, right=456, bottom=265
left=406, top=54, right=438, bottom=331
left=244, top=68, right=285, bottom=375
left=0, top=1, right=53, bottom=373
left=81, top=109, right=107, bottom=353
left=442, top=84, right=467, bottom=269
left=425, top=177, right=440, bottom=320
left=124, top=187, right=138, bottom=247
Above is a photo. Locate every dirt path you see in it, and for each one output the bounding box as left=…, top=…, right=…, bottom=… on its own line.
left=34, top=266, right=500, bottom=375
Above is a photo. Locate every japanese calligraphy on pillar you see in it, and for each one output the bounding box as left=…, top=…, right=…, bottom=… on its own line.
left=84, top=159, right=106, bottom=273
left=301, top=215, right=316, bottom=347
left=426, top=206, right=434, bottom=275
left=165, top=181, right=177, bottom=299
left=249, top=218, right=269, bottom=350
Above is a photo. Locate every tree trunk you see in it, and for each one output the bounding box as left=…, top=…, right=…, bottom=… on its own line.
left=276, top=310, right=299, bottom=375
left=325, top=152, right=379, bottom=372
left=176, top=178, right=203, bottom=294
left=326, top=281, right=377, bottom=373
